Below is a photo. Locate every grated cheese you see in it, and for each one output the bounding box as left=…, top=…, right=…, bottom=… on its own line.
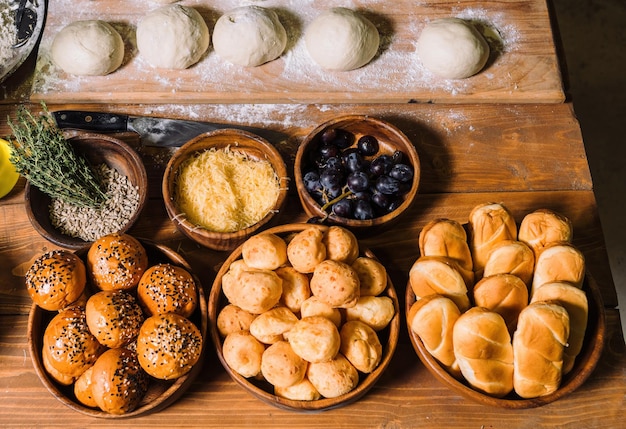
left=175, top=146, right=280, bottom=233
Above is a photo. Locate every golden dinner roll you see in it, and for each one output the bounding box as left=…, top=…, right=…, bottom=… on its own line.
left=407, top=294, right=461, bottom=377
left=472, top=273, right=529, bottom=333
left=287, top=316, right=340, bottom=363
left=241, top=232, right=288, bottom=270
left=531, top=242, right=585, bottom=296
left=453, top=307, right=514, bottom=397
left=274, top=377, right=321, bottom=401
left=74, top=366, right=97, bottom=408
left=483, top=240, right=535, bottom=286
left=351, top=256, right=387, bottom=297
left=137, top=263, right=198, bottom=317
left=276, top=266, right=311, bottom=313
left=222, top=330, right=266, bottom=378
left=42, top=346, right=75, bottom=386
left=299, top=296, right=342, bottom=327
left=518, top=208, right=573, bottom=257
left=87, top=233, right=148, bottom=291
left=42, top=306, right=104, bottom=384
left=25, top=249, right=86, bottom=311
left=90, top=348, right=149, bottom=414
left=307, top=353, right=359, bottom=398
left=409, top=256, right=470, bottom=312
left=249, top=306, right=299, bottom=344
left=85, top=290, right=144, bottom=348
left=513, top=302, right=570, bottom=398
left=222, top=268, right=283, bottom=314
left=468, top=202, right=517, bottom=276
left=216, top=304, right=257, bottom=337
left=310, top=259, right=360, bottom=308
left=419, top=218, right=473, bottom=272
left=339, top=320, right=382, bottom=373
left=287, top=226, right=327, bottom=273
left=531, top=282, right=588, bottom=374
left=322, top=226, right=359, bottom=264
left=344, top=295, right=395, bottom=331
left=261, top=340, right=308, bottom=388
left=136, top=313, right=203, bottom=380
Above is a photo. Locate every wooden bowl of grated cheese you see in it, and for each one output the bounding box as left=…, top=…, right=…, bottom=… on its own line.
left=162, top=129, right=289, bottom=251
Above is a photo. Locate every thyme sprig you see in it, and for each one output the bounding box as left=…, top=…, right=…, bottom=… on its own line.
left=7, top=104, right=107, bottom=208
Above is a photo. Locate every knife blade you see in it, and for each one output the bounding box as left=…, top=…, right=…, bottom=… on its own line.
left=52, top=110, right=287, bottom=147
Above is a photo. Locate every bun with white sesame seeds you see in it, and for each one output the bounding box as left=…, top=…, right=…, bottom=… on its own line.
left=137, top=263, right=198, bottom=318
left=136, top=313, right=203, bottom=380
left=25, top=249, right=87, bottom=311
left=87, top=233, right=149, bottom=291
left=85, top=290, right=144, bottom=348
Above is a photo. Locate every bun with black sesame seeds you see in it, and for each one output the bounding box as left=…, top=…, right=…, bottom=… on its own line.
left=87, top=233, right=148, bottom=291
left=90, top=348, right=149, bottom=415
left=42, top=305, right=105, bottom=385
left=25, top=249, right=87, bottom=311
left=85, top=290, right=145, bottom=348
left=136, top=312, right=203, bottom=380
left=137, top=263, right=198, bottom=318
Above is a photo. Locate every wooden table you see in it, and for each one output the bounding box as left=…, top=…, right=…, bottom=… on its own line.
left=1, top=1, right=624, bottom=427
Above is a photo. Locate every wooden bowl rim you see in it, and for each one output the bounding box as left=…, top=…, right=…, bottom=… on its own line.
left=405, top=271, right=606, bottom=408
left=208, top=223, right=401, bottom=412
left=27, top=239, right=208, bottom=418
left=162, top=128, right=289, bottom=251
left=24, top=132, right=148, bottom=250
left=294, top=115, right=420, bottom=228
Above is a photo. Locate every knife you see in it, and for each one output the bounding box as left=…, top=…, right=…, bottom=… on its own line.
left=52, top=110, right=287, bottom=147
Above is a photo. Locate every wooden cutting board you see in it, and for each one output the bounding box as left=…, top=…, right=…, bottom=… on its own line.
left=30, top=0, right=565, bottom=105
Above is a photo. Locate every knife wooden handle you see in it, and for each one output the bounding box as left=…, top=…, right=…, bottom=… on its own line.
left=52, top=111, right=130, bottom=132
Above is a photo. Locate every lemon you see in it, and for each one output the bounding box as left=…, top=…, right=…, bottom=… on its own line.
left=0, top=138, right=19, bottom=198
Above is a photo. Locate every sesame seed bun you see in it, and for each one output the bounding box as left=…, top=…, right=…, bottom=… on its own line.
left=87, top=233, right=148, bottom=291
left=85, top=290, right=144, bottom=348
left=137, top=263, right=197, bottom=318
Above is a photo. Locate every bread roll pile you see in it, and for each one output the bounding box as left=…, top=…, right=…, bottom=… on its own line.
left=408, top=203, right=588, bottom=399
left=217, top=225, right=396, bottom=401
left=26, top=233, right=203, bottom=414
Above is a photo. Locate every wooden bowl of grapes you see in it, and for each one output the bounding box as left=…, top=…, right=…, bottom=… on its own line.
left=294, top=115, right=420, bottom=231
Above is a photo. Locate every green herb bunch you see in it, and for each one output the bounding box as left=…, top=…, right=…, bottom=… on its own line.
left=7, top=104, right=107, bottom=208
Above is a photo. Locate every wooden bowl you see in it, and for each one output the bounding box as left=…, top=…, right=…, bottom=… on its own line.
left=27, top=240, right=208, bottom=418
left=406, top=272, right=606, bottom=408
left=162, top=129, right=289, bottom=252
left=294, top=115, right=420, bottom=230
left=25, top=132, right=148, bottom=250
left=208, top=223, right=400, bottom=411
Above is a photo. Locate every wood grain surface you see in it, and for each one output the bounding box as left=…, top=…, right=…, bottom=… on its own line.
left=29, top=0, right=565, bottom=105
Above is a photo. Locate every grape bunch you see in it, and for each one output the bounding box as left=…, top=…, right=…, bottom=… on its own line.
left=302, top=127, right=414, bottom=221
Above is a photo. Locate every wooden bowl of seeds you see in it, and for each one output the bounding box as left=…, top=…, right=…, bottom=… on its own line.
left=25, top=132, right=148, bottom=250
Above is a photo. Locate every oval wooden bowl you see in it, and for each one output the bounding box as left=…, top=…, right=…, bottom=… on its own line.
left=294, top=115, right=420, bottom=230
left=25, top=132, right=148, bottom=250
left=208, top=223, right=400, bottom=412
left=162, top=129, right=289, bottom=252
left=27, top=240, right=208, bottom=418
left=406, top=272, right=605, bottom=408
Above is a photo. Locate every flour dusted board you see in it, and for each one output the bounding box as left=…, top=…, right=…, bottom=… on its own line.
left=30, top=0, right=564, bottom=104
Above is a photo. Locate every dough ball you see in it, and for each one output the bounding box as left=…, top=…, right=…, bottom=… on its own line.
left=323, top=226, right=360, bottom=264
left=51, top=20, right=124, bottom=76
left=351, top=256, right=387, bottom=297
left=287, top=316, right=340, bottom=363
left=304, top=7, right=380, bottom=71
left=287, top=227, right=327, bottom=273
left=340, top=320, right=383, bottom=373
left=222, top=330, right=266, bottom=378
left=137, top=4, right=209, bottom=69
left=242, top=232, right=288, bottom=270
left=417, top=18, right=489, bottom=79
left=217, top=304, right=257, bottom=337
left=213, top=6, right=287, bottom=67
left=276, top=266, right=311, bottom=314
left=222, top=268, right=283, bottom=314
left=310, top=260, right=360, bottom=308
left=249, top=306, right=298, bottom=344
left=261, top=341, right=307, bottom=388
left=344, top=295, right=396, bottom=331
left=85, top=290, right=144, bottom=348
left=274, top=377, right=321, bottom=401
left=300, top=296, right=342, bottom=327
left=137, top=263, right=198, bottom=318
left=307, top=353, right=359, bottom=398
